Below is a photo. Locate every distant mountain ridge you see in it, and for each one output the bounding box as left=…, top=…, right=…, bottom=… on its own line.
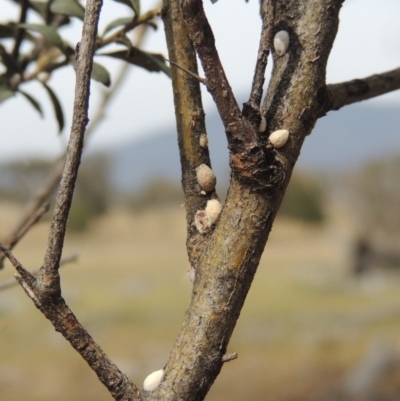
left=105, top=104, right=400, bottom=193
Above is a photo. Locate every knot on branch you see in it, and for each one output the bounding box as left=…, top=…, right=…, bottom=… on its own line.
left=229, top=145, right=271, bottom=192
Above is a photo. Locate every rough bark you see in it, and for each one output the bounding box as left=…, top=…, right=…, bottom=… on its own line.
left=4, top=1, right=400, bottom=401
left=148, top=1, right=343, bottom=400
left=162, top=0, right=215, bottom=269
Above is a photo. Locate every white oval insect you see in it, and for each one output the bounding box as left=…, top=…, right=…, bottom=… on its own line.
left=205, top=199, right=222, bottom=225
left=269, top=129, right=289, bottom=148
left=259, top=116, right=267, bottom=133
left=195, top=210, right=212, bottom=233
left=199, top=134, right=208, bottom=148
left=196, top=164, right=216, bottom=192
left=143, top=369, right=164, bottom=391
left=187, top=267, right=196, bottom=283
left=274, top=30, right=290, bottom=56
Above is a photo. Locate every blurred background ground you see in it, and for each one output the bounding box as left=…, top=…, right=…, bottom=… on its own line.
left=1, top=151, right=400, bottom=401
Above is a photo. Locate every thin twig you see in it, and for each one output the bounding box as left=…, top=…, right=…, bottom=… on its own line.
left=166, top=59, right=207, bottom=85
left=0, top=251, right=79, bottom=291
left=99, top=6, right=161, bottom=48
left=38, top=0, right=103, bottom=297
left=12, top=0, right=29, bottom=58
left=181, top=0, right=267, bottom=185
left=162, top=0, right=217, bottom=269
left=326, top=67, right=400, bottom=111
left=245, top=0, right=275, bottom=114
left=0, top=241, right=36, bottom=288
left=0, top=202, right=50, bottom=268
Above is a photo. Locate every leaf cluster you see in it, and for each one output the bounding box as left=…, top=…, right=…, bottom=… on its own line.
left=0, top=0, right=169, bottom=132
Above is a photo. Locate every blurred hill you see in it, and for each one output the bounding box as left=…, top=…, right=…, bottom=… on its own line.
left=105, top=103, right=400, bottom=192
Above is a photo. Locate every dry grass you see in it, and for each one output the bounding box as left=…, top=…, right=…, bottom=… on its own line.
left=1, top=203, right=400, bottom=401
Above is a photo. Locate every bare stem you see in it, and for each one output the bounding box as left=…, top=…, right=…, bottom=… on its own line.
left=326, top=67, right=400, bottom=111
left=244, top=0, right=275, bottom=122
left=38, top=0, right=103, bottom=297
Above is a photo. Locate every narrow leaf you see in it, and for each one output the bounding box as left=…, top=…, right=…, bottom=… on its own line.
left=131, top=0, right=140, bottom=16
left=42, top=82, right=64, bottom=132
left=115, top=35, right=133, bottom=52
left=0, top=86, right=14, bottom=103
left=50, top=0, right=85, bottom=20
left=91, top=62, right=111, bottom=87
left=19, top=24, right=66, bottom=53
left=18, top=90, right=44, bottom=117
left=99, top=48, right=170, bottom=77
left=111, top=0, right=140, bottom=16
left=145, top=21, right=158, bottom=31
left=102, top=17, right=133, bottom=37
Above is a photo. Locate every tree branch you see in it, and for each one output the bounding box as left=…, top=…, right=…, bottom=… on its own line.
left=325, top=67, right=400, bottom=111
left=154, top=2, right=343, bottom=401
left=181, top=0, right=268, bottom=187
left=243, top=0, right=275, bottom=124
left=0, top=251, right=78, bottom=291
left=99, top=6, right=161, bottom=48
left=0, top=243, right=140, bottom=401
left=37, top=0, right=104, bottom=298
left=162, top=0, right=217, bottom=269
left=0, top=202, right=49, bottom=268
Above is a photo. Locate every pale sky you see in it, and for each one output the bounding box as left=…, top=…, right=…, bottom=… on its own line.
left=1, top=0, right=399, bottom=161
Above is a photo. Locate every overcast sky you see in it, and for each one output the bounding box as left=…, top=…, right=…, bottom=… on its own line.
left=1, top=0, right=400, bottom=161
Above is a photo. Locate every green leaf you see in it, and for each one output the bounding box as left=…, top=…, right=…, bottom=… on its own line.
left=0, top=86, right=14, bottom=103
left=19, top=23, right=66, bottom=53
left=111, top=0, right=140, bottom=16
left=99, top=48, right=170, bottom=77
left=131, top=0, right=140, bottom=16
left=18, top=90, right=44, bottom=118
left=91, top=62, right=111, bottom=87
left=50, top=0, right=85, bottom=20
left=145, top=21, right=158, bottom=31
left=115, top=35, right=133, bottom=52
left=42, top=82, right=64, bottom=133
left=102, top=17, right=133, bottom=37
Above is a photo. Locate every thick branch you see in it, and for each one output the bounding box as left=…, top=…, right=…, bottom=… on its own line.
left=153, top=2, right=343, bottom=401
left=326, top=67, right=400, bottom=111
left=38, top=0, right=103, bottom=297
left=181, top=0, right=268, bottom=186
left=162, top=0, right=215, bottom=269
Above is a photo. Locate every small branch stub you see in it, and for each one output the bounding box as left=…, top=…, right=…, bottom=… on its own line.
left=222, top=352, right=238, bottom=363
left=273, top=30, right=289, bottom=56
left=143, top=369, right=164, bottom=391
left=269, top=129, right=289, bottom=148
left=196, top=164, right=216, bottom=192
